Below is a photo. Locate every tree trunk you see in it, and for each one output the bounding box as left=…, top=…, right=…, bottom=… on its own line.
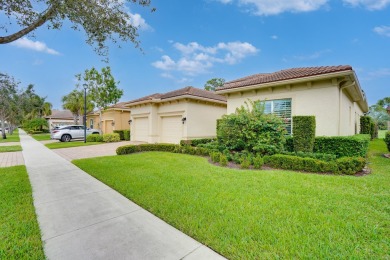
left=1, top=119, right=6, bottom=139
left=99, top=109, right=103, bottom=134
left=0, top=5, right=57, bottom=44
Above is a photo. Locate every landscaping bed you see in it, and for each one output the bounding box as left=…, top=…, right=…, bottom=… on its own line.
left=74, top=139, right=390, bottom=259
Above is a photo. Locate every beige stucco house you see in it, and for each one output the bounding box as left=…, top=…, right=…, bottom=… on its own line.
left=87, top=102, right=131, bottom=134
left=45, top=110, right=74, bottom=128
left=216, top=65, right=368, bottom=136
left=125, top=87, right=227, bottom=144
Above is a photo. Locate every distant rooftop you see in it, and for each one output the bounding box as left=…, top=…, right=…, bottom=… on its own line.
left=45, top=109, right=73, bottom=119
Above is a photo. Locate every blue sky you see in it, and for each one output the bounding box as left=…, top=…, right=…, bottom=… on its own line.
left=1, top=0, right=389, bottom=109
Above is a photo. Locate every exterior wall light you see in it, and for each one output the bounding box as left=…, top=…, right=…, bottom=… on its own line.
left=128, top=119, right=132, bottom=125
left=182, top=117, right=187, bottom=124
left=111, top=121, right=115, bottom=126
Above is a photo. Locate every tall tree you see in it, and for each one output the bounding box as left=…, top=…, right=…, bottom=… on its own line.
left=369, top=97, right=390, bottom=130
left=0, top=0, right=155, bottom=57
left=0, top=72, right=19, bottom=139
left=204, top=78, right=225, bottom=91
left=77, top=66, right=123, bottom=130
left=62, top=89, right=94, bottom=124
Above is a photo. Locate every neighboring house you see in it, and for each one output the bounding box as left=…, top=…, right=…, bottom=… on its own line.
left=216, top=65, right=368, bottom=136
left=45, top=110, right=74, bottom=128
left=124, top=86, right=227, bottom=144
left=87, top=102, right=131, bottom=134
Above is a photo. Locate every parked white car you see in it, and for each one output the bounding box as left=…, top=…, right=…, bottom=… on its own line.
left=51, top=125, right=100, bottom=142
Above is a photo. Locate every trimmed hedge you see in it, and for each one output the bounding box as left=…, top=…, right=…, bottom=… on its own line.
left=293, top=116, right=316, bottom=153
left=116, top=143, right=210, bottom=157
left=263, top=154, right=365, bottom=175
left=123, top=130, right=130, bottom=141
left=113, top=130, right=125, bottom=140
left=360, top=116, right=372, bottom=134
left=313, top=135, right=370, bottom=158
left=281, top=151, right=337, bottom=161
left=385, top=131, right=390, bottom=152
left=102, top=133, right=120, bottom=143
left=180, top=138, right=216, bottom=147
left=284, top=136, right=294, bottom=152
left=86, top=134, right=103, bottom=142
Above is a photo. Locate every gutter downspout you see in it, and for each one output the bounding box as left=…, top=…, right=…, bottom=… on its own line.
left=338, top=81, right=355, bottom=135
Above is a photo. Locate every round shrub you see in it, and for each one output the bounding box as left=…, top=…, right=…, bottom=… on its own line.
left=253, top=156, right=264, bottom=169
left=86, top=134, right=103, bottom=142
left=219, top=154, right=228, bottom=167
left=217, top=100, right=287, bottom=155
left=102, top=133, right=120, bottom=143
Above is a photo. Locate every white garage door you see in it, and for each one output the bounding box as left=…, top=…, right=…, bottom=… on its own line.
left=161, top=116, right=182, bottom=144
left=133, top=117, right=149, bottom=142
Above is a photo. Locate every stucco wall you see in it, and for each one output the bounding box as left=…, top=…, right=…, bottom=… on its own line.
left=186, top=101, right=226, bottom=139
left=224, top=79, right=363, bottom=136
left=129, top=99, right=226, bottom=143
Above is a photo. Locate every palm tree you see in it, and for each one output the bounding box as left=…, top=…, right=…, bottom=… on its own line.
left=62, top=90, right=94, bottom=124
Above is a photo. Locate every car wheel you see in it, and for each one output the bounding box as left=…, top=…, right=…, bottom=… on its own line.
left=61, top=134, right=71, bottom=142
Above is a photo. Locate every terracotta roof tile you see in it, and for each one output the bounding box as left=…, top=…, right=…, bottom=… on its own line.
left=108, top=102, right=130, bottom=109
left=45, top=109, right=73, bottom=119
left=218, top=65, right=353, bottom=90
left=126, top=87, right=226, bottom=105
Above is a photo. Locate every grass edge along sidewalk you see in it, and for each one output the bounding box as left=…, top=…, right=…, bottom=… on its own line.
left=73, top=139, right=390, bottom=259
left=0, top=165, right=45, bottom=259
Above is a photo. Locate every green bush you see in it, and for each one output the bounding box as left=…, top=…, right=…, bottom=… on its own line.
left=293, top=116, right=316, bottom=153
left=102, top=133, right=120, bottom=143
left=284, top=136, right=294, bottom=152
left=313, top=135, right=370, bottom=158
left=24, top=118, right=48, bottom=132
left=280, top=151, right=337, bottom=161
left=116, top=143, right=210, bottom=157
left=113, top=130, right=125, bottom=140
left=253, top=156, right=264, bottom=169
left=336, top=157, right=366, bottom=175
left=180, top=138, right=216, bottom=147
left=217, top=100, right=286, bottom=154
left=240, top=157, right=251, bottom=169
left=86, top=134, right=103, bottom=142
left=263, top=154, right=338, bottom=173
left=219, top=154, right=228, bottom=166
left=123, top=130, right=130, bottom=141
left=360, top=116, right=372, bottom=134
left=210, top=152, right=221, bottom=163
left=370, top=122, right=378, bottom=140
left=116, top=145, right=141, bottom=155
left=384, top=131, right=390, bottom=152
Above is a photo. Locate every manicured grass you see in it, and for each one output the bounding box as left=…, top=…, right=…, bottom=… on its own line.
left=45, top=141, right=102, bottom=149
left=0, top=146, right=22, bottom=153
left=0, top=166, right=45, bottom=259
left=378, top=130, right=387, bottom=139
left=31, top=133, right=51, bottom=141
left=73, top=140, right=390, bottom=259
left=0, top=129, right=20, bottom=143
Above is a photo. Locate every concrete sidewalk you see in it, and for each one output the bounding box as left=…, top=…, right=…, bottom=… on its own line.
left=20, top=129, right=225, bottom=260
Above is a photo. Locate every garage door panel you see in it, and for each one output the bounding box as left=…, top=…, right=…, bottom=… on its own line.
left=134, top=117, right=149, bottom=142
left=161, top=116, right=182, bottom=144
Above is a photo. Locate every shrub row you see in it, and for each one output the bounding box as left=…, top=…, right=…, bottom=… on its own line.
left=360, top=116, right=378, bottom=140
left=180, top=138, right=216, bottom=146
left=293, top=116, right=316, bottom=153
left=313, top=135, right=370, bottom=158
left=102, top=133, right=120, bottom=142
left=210, top=151, right=264, bottom=169
left=113, top=130, right=130, bottom=141
left=280, top=151, right=337, bottom=161
left=264, top=154, right=365, bottom=175
left=116, top=143, right=210, bottom=156
left=385, top=131, right=390, bottom=152
left=86, top=134, right=103, bottom=142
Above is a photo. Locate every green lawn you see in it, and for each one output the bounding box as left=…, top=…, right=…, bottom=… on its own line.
left=0, top=129, right=20, bottom=143
left=45, top=141, right=102, bottom=149
left=31, top=133, right=51, bottom=141
left=0, top=166, right=45, bottom=259
left=378, top=129, right=387, bottom=139
left=0, top=146, right=22, bottom=153
left=73, top=139, right=390, bottom=259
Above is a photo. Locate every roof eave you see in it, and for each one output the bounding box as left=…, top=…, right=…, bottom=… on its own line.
left=216, top=70, right=353, bottom=94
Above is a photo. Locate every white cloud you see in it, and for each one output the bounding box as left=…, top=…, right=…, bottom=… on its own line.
left=152, top=41, right=259, bottom=76
left=373, top=25, right=390, bottom=37
left=128, top=12, right=151, bottom=30
left=271, top=35, right=278, bottom=40
left=342, top=0, right=390, bottom=10
left=223, top=0, right=329, bottom=15
left=216, top=0, right=233, bottom=3
left=10, top=37, right=60, bottom=55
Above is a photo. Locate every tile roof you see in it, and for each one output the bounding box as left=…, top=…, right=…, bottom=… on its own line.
left=45, top=109, right=73, bottom=119
left=108, top=102, right=130, bottom=109
left=126, top=87, right=226, bottom=105
left=218, top=65, right=353, bottom=90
